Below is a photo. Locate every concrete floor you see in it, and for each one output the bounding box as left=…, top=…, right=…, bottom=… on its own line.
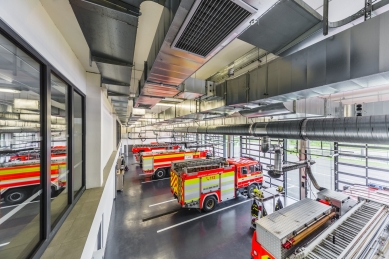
left=104, top=154, right=295, bottom=259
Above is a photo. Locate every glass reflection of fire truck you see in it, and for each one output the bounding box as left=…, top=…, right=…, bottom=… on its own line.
left=141, top=149, right=209, bottom=179
left=170, top=157, right=263, bottom=212
left=9, top=146, right=66, bottom=162
left=0, top=156, right=67, bottom=205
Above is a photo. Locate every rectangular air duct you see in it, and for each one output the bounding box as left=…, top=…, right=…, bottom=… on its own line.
left=171, top=0, right=255, bottom=57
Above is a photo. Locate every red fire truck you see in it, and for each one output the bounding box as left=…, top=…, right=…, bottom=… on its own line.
left=131, top=143, right=181, bottom=154
left=170, top=157, right=263, bottom=212
left=0, top=157, right=67, bottom=205
left=141, top=149, right=209, bottom=179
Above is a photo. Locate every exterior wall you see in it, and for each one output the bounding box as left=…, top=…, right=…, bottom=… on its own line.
left=0, top=0, right=87, bottom=93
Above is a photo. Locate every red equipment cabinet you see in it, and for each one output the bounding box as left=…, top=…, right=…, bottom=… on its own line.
left=170, top=157, right=263, bottom=212
left=251, top=231, right=274, bottom=259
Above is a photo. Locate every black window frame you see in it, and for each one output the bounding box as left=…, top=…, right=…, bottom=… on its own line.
left=0, top=19, right=86, bottom=259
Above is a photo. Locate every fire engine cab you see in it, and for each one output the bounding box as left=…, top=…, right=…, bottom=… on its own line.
left=170, top=157, right=263, bottom=212
left=141, top=149, right=209, bottom=179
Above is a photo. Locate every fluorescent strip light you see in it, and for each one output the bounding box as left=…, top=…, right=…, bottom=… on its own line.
left=0, top=242, right=10, bottom=247
left=155, top=103, right=176, bottom=107
left=14, top=99, right=39, bottom=110
left=132, top=108, right=145, bottom=116
left=0, top=73, right=13, bottom=83
left=0, top=88, right=20, bottom=93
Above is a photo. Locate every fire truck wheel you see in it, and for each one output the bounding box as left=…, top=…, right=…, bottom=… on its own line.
left=247, top=185, right=257, bottom=199
left=154, top=169, right=166, bottom=179
left=203, top=196, right=217, bottom=212
left=4, top=188, right=28, bottom=205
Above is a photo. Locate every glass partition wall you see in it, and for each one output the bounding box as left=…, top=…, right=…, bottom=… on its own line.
left=0, top=22, right=85, bottom=259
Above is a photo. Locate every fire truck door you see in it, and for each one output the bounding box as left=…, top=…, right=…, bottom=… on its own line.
left=201, top=174, right=219, bottom=194
left=184, top=178, right=200, bottom=205
left=220, top=171, right=235, bottom=201
left=142, top=156, right=154, bottom=171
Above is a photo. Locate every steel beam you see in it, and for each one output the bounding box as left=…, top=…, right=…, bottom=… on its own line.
left=91, top=55, right=133, bottom=67
left=365, top=0, right=373, bottom=21
left=323, top=0, right=329, bottom=35
left=102, top=78, right=130, bottom=86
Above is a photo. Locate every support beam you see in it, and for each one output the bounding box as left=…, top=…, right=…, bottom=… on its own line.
left=365, top=0, right=373, bottom=21
left=91, top=55, right=133, bottom=67
left=102, top=78, right=130, bottom=86
left=334, top=142, right=339, bottom=191
left=323, top=0, right=329, bottom=35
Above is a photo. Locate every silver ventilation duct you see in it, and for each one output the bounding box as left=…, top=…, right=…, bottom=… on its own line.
left=161, top=115, right=389, bottom=145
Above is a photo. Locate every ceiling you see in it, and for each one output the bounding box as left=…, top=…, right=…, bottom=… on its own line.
left=40, top=0, right=389, bottom=126
left=304, top=0, right=379, bottom=21
left=193, top=39, right=255, bottom=80
left=40, top=0, right=99, bottom=74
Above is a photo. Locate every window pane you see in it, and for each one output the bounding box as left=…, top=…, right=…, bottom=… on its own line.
left=73, top=91, right=83, bottom=195
left=0, top=33, right=41, bottom=258
left=50, top=74, right=68, bottom=229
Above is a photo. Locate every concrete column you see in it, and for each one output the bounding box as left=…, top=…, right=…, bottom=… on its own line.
left=85, top=72, right=102, bottom=188
left=299, top=140, right=309, bottom=199
left=227, top=135, right=232, bottom=158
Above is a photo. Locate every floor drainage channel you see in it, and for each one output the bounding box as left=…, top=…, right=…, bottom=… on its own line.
left=142, top=208, right=181, bottom=222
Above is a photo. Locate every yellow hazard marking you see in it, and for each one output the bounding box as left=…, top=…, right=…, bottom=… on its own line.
left=184, top=178, right=200, bottom=185
left=221, top=171, right=234, bottom=177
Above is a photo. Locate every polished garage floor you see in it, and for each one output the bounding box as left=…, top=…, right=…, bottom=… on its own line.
left=104, top=154, right=294, bottom=259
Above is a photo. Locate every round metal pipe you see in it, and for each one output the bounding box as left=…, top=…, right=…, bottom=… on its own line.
left=159, top=115, right=389, bottom=145
left=261, top=136, right=270, bottom=153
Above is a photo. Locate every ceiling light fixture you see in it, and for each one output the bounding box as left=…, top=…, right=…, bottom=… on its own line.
left=0, top=88, right=20, bottom=93
left=155, top=103, right=176, bottom=107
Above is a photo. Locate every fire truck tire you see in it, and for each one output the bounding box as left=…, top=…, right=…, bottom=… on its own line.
left=247, top=185, right=257, bottom=199
left=154, top=168, right=166, bottom=179
left=3, top=188, right=28, bottom=205
left=203, top=196, right=217, bottom=212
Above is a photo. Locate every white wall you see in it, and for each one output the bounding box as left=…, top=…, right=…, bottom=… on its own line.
left=81, top=146, right=119, bottom=259
left=101, top=94, right=114, bottom=169
left=85, top=73, right=103, bottom=188
left=0, top=0, right=87, bottom=93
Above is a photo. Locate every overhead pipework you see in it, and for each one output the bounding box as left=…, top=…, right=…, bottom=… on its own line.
left=160, top=115, right=389, bottom=145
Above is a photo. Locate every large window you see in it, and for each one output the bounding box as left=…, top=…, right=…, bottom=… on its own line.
left=337, top=143, right=389, bottom=190
left=50, top=74, right=68, bottom=228
left=0, top=24, right=85, bottom=258
left=241, top=136, right=285, bottom=190
left=205, top=134, right=224, bottom=157
left=0, top=32, right=41, bottom=259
